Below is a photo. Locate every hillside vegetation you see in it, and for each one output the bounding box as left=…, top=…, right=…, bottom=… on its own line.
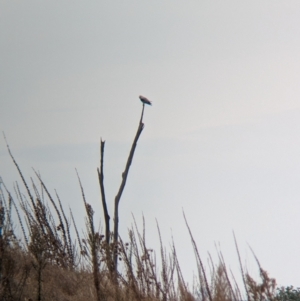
left=0, top=160, right=285, bottom=301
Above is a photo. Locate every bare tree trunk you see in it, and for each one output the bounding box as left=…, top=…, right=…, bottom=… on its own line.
left=97, top=103, right=147, bottom=279
left=113, top=104, right=145, bottom=271
left=97, top=139, right=114, bottom=276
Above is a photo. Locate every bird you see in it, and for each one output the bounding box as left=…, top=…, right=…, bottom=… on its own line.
left=139, top=95, right=152, bottom=106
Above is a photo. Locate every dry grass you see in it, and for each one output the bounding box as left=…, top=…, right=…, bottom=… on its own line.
left=0, top=148, right=279, bottom=301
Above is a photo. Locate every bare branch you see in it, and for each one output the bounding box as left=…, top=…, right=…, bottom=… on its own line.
left=97, top=138, right=110, bottom=245
left=113, top=105, right=145, bottom=270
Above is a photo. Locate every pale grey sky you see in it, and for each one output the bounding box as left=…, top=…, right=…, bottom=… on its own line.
left=1, top=0, right=300, bottom=288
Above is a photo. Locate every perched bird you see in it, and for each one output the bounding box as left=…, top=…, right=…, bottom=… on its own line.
left=139, top=95, right=152, bottom=106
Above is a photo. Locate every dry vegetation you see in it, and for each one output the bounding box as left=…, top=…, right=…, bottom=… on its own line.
left=0, top=105, right=285, bottom=301
left=0, top=163, right=279, bottom=301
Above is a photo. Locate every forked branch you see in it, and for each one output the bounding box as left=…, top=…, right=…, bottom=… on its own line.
left=97, top=103, right=148, bottom=274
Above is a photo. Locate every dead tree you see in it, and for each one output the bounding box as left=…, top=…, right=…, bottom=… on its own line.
left=97, top=102, right=149, bottom=274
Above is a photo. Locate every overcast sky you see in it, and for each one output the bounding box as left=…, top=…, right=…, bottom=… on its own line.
left=1, top=1, right=300, bottom=289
